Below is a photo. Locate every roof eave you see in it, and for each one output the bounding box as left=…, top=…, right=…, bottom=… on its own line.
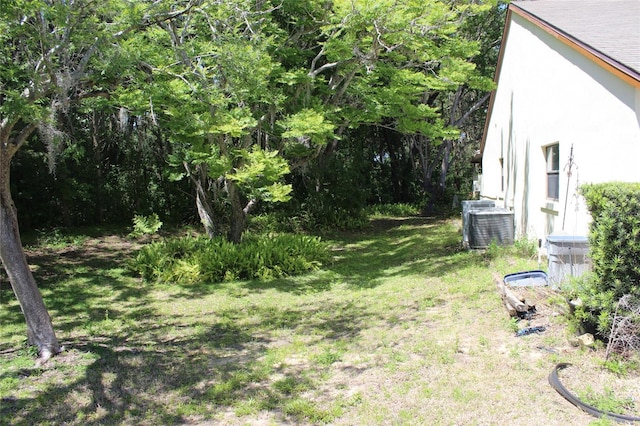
left=477, top=2, right=640, bottom=163
left=510, top=3, right=640, bottom=88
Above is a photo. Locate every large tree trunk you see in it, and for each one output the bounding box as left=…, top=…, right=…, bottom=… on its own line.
left=0, top=132, right=61, bottom=361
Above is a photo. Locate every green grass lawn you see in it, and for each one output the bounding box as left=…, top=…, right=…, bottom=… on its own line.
left=0, top=217, right=637, bottom=425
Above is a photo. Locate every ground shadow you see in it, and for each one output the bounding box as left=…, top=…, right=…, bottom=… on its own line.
left=1, top=217, right=475, bottom=424
left=237, top=216, right=477, bottom=294
left=1, top=230, right=377, bottom=424
left=1, top=296, right=375, bottom=425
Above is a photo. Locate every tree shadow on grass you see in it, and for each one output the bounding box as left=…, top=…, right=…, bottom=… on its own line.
left=164, top=216, right=477, bottom=298
left=1, top=296, right=375, bottom=425
left=240, top=216, right=478, bottom=293
left=1, top=229, right=376, bottom=424
left=0, top=239, right=148, bottom=347
left=1, top=217, right=476, bottom=424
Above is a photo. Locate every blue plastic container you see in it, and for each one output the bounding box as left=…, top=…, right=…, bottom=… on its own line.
left=503, top=270, right=548, bottom=287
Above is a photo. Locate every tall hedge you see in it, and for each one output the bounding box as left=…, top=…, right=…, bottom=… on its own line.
left=576, top=183, right=640, bottom=334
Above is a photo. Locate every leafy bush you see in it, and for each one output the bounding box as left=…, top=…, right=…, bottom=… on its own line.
left=571, top=183, right=640, bottom=335
left=304, top=206, right=369, bottom=231
left=513, top=237, right=538, bottom=259
left=250, top=204, right=369, bottom=234
left=248, top=213, right=305, bottom=234
left=129, top=213, right=163, bottom=238
left=287, top=146, right=371, bottom=232
left=129, top=233, right=331, bottom=284
left=365, top=203, right=421, bottom=217
left=31, top=228, right=88, bottom=249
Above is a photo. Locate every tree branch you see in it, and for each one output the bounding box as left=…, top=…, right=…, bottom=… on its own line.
left=449, top=86, right=464, bottom=126
left=330, top=68, right=358, bottom=105
left=243, top=198, right=257, bottom=215
left=452, top=91, right=490, bottom=127
left=114, top=0, right=202, bottom=38
left=308, top=60, right=340, bottom=78
left=9, top=123, right=37, bottom=158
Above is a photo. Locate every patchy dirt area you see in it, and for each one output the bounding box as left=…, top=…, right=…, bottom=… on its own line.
left=493, top=274, right=640, bottom=422
left=506, top=284, right=566, bottom=334
left=26, top=234, right=144, bottom=264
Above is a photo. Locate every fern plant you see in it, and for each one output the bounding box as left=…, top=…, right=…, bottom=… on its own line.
left=129, top=233, right=330, bottom=285
left=129, top=213, right=163, bottom=238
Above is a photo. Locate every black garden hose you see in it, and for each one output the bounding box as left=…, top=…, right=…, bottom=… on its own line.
left=548, top=363, right=640, bottom=423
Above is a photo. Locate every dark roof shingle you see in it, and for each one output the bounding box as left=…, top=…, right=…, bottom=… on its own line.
left=512, top=0, right=640, bottom=76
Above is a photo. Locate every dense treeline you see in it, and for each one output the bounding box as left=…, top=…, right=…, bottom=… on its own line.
left=7, top=0, right=504, bottom=236
left=1, top=0, right=504, bottom=357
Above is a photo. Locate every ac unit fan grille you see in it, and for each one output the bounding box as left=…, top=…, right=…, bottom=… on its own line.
left=468, top=209, right=514, bottom=249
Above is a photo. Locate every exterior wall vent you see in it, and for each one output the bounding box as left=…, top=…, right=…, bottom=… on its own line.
left=468, top=208, right=514, bottom=249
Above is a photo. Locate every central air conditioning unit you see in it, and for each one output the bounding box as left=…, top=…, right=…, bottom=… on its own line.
left=468, top=208, right=514, bottom=249
left=461, top=200, right=496, bottom=247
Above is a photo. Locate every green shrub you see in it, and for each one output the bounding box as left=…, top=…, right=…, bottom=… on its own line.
left=30, top=228, right=88, bottom=250
left=250, top=206, right=368, bottom=234
left=129, top=233, right=331, bottom=285
left=129, top=213, right=163, bottom=238
left=513, top=237, right=538, bottom=259
left=571, top=183, right=640, bottom=335
left=248, top=213, right=304, bottom=234
left=297, top=203, right=369, bottom=231
left=365, top=203, right=421, bottom=217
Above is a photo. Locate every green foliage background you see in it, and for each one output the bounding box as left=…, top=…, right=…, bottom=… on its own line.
left=4, top=0, right=504, bottom=234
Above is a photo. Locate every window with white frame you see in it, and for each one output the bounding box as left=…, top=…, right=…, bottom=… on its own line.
left=546, top=144, right=559, bottom=201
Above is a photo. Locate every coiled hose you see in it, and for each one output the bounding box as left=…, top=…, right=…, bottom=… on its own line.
left=549, top=363, right=640, bottom=423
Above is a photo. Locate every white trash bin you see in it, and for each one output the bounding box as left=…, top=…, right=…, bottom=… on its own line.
left=546, top=234, right=591, bottom=288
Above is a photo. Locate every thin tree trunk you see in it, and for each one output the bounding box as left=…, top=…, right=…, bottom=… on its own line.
left=0, top=131, right=60, bottom=361
left=430, top=89, right=492, bottom=207
left=412, top=135, right=437, bottom=195
left=184, top=161, right=217, bottom=238
left=384, top=128, right=403, bottom=203
left=196, top=190, right=216, bottom=238
left=226, top=179, right=246, bottom=244
left=438, top=139, right=453, bottom=194
left=91, top=112, right=105, bottom=223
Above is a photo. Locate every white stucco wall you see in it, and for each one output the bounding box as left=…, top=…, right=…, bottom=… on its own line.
left=481, top=12, right=640, bottom=243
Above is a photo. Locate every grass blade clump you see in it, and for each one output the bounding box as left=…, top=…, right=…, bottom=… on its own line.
left=130, top=233, right=330, bottom=284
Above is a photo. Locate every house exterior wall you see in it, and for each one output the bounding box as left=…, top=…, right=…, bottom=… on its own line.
left=481, top=11, right=640, bottom=244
